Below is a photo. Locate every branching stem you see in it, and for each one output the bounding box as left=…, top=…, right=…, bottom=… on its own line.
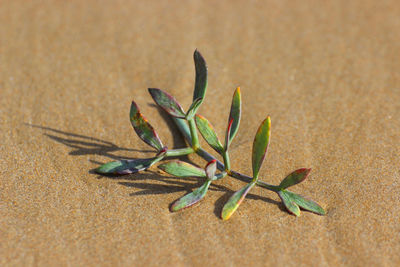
left=170, top=117, right=279, bottom=193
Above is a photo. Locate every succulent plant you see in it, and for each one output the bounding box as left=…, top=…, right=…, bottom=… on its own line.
left=96, top=50, right=325, bottom=220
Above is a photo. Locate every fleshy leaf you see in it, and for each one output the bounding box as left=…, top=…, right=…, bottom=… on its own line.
left=195, top=114, right=224, bottom=154
left=225, top=119, right=234, bottom=152
left=225, top=87, right=241, bottom=150
left=205, top=159, right=217, bottom=180
left=193, top=50, right=208, bottom=102
left=186, top=97, right=203, bottom=120
left=158, top=160, right=206, bottom=177
left=130, top=100, right=164, bottom=151
left=170, top=180, right=211, bottom=212
left=221, top=182, right=256, bottom=220
left=284, top=190, right=326, bottom=215
left=279, top=168, right=311, bottom=190
left=252, top=116, right=271, bottom=180
left=148, top=88, right=186, bottom=118
left=95, top=157, right=160, bottom=175
left=278, top=190, right=301, bottom=216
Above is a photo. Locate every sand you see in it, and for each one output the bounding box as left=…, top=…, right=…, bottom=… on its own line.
left=1, top=0, right=400, bottom=266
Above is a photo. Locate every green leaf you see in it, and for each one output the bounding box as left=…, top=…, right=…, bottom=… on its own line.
left=205, top=159, right=217, bottom=180
left=195, top=114, right=224, bottom=154
left=252, top=116, right=271, bottom=180
left=225, top=119, right=233, bottom=152
left=158, top=160, right=206, bottom=177
left=284, top=190, right=326, bottom=215
left=279, top=168, right=311, bottom=190
left=170, top=180, right=211, bottom=212
left=225, top=87, right=241, bottom=150
left=278, top=190, right=300, bottom=216
left=221, top=182, right=256, bottom=220
left=186, top=97, right=203, bottom=120
left=193, top=49, right=208, bottom=102
left=130, top=100, right=164, bottom=151
left=148, top=88, right=186, bottom=118
left=95, top=157, right=159, bottom=175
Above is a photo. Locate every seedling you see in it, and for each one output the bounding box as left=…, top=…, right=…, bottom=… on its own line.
left=96, top=50, right=326, bottom=220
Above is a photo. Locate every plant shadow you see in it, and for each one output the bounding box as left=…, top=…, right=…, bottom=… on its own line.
left=25, top=123, right=149, bottom=160
left=25, top=102, right=283, bottom=218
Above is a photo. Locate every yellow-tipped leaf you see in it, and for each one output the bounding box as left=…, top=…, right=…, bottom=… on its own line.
left=221, top=182, right=256, bottom=220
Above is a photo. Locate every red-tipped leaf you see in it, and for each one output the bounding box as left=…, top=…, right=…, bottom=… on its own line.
left=205, top=159, right=217, bottom=180
left=170, top=180, right=211, bottom=212
left=225, top=87, right=241, bottom=150
left=158, top=160, right=206, bottom=177
left=252, top=116, right=271, bottom=180
left=148, top=88, right=186, bottom=118
left=95, top=157, right=161, bottom=175
left=279, top=168, right=311, bottom=190
left=130, top=100, right=164, bottom=151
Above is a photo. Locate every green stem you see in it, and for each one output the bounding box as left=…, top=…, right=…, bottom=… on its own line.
left=230, top=170, right=280, bottom=192
left=195, top=147, right=278, bottom=192
left=256, top=181, right=281, bottom=192
left=214, top=171, right=227, bottom=181
left=188, top=118, right=200, bottom=151
left=171, top=117, right=279, bottom=192
left=165, top=147, right=194, bottom=157
left=222, top=150, right=231, bottom=171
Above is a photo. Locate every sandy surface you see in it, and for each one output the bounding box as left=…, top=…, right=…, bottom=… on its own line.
left=1, top=0, right=400, bottom=266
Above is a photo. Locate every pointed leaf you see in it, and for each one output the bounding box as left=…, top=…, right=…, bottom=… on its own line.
left=225, top=87, right=241, bottom=150
left=130, top=100, right=164, bottom=151
left=205, top=159, right=217, bottom=180
left=158, top=160, right=206, bottom=177
left=95, top=157, right=160, bottom=175
left=279, top=168, right=311, bottom=189
left=221, top=182, right=255, bottom=220
left=284, top=190, right=326, bottom=215
left=278, top=190, right=301, bottom=216
left=186, top=97, right=203, bottom=120
left=195, top=114, right=224, bottom=154
left=252, top=116, right=271, bottom=179
left=148, top=88, right=186, bottom=118
left=193, top=50, right=207, bottom=102
left=170, top=180, right=211, bottom=212
left=225, top=118, right=234, bottom=151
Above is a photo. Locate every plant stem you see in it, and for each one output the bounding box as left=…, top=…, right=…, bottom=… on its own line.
left=173, top=118, right=279, bottom=192
left=172, top=116, right=279, bottom=192
left=214, top=171, right=227, bottom=180
left=222, top=150, right=231, bottom=172
left=230, top=170, right=280, bottom=192
left=188, top=118, right=200, bottom=151
left=165, top=147, right=194, bottom=157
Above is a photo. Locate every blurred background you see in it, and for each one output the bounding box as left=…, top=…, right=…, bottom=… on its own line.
left=1, top=1, right=399, bottom=266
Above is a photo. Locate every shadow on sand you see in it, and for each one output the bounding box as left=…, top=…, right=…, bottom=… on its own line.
left=26, top=104, right=281, bottom=218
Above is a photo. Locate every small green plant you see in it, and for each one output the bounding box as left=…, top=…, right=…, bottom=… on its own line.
left=96, top=50, right=325, bottom=220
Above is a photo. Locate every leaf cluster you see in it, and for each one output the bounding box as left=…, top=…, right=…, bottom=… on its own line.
left=96, top=50, right=325, bottom=220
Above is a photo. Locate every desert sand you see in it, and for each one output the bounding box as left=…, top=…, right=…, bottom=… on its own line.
left=1, top=0, right=399, bottom=266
